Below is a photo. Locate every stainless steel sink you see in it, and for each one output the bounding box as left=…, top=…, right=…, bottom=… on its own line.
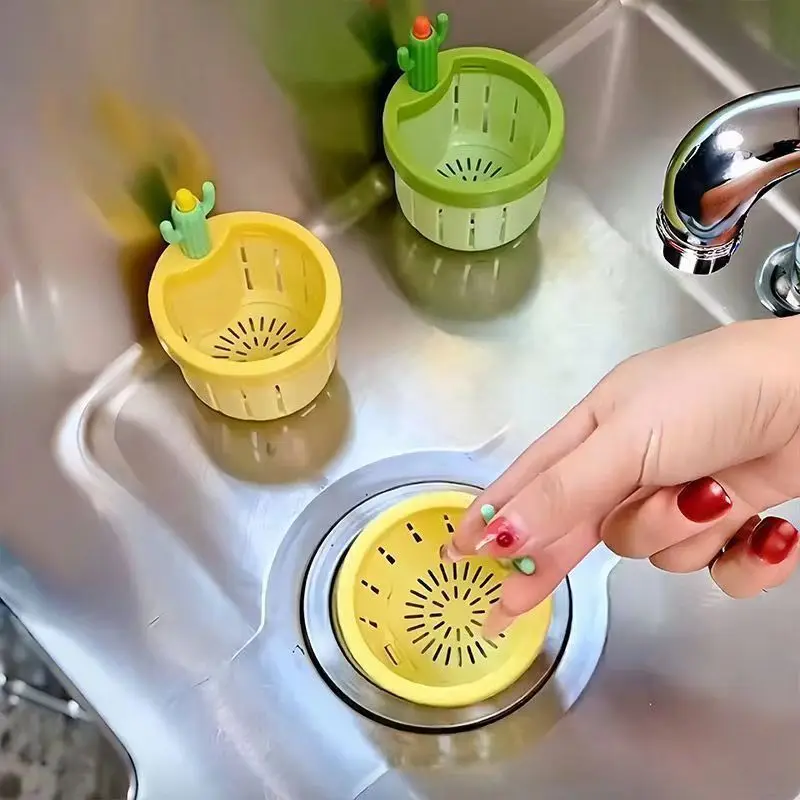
left=3, top=1, right=800, bottom=798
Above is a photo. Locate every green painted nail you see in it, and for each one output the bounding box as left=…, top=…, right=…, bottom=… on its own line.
left=480, top=504, right=496, bottom=523
left=513, top=557, right=536, bottom=576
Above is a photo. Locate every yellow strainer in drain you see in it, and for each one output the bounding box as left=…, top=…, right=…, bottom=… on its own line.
left=335, top=491, right=552, bottom=708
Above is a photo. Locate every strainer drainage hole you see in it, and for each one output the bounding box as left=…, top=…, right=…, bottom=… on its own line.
left=212, top=316, right=303, bottom=360
left=386, top=558, right=508, bottom=670
left=384, top=644, right=399, bottom=666
left=407, top=522, right=422, bottom=543
left=437, top=159, right=503, bottom=182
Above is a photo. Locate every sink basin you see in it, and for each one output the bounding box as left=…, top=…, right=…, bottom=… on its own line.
left=3, top=1, right=800, bottom=798
left=0, top=605, right=134, bottom=800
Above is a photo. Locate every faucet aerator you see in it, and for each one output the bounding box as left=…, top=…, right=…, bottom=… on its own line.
left=655, top=204, right=736, bottom=275
left=660, top=240, right=734, bottom=275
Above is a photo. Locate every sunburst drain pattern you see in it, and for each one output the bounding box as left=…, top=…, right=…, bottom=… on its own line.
left=210, top=312, right=303, bottom=362
left=438, top=155, right=505, bottom=182
left=402, top=557, right=505, bottom=670
left=353, top=512, right=510, bottom=680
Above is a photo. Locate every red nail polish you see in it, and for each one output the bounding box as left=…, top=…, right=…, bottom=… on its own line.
left=748, top=517, right=798, bottom=565
left=724, top=515, right=760, bottom=552
left=487, top=517, right=519, bottom=549
left=676, top=477, right=732, bottom=523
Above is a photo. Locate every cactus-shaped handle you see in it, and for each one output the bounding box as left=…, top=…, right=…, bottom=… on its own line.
left=433, top=12, right=449, bottom=45
left=159, top=220, right=183, bottom=247
left=398, top=13, right=449, bottom=93
left=159, top=180, right=215, bottom=259
left=198, top=180, right=215, bottom=215
left=397, top=47, right=414, bottom=74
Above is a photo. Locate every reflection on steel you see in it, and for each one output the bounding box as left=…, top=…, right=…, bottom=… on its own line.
left=5, top=1, right=800, bottom=799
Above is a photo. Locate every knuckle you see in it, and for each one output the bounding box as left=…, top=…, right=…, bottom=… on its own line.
left=533, top=469, right=567, bottom=519
left=602, top=353, right=641, bottom=390
left=638, top=424, right=665, bottom=485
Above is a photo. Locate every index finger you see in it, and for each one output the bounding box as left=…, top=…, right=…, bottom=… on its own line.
left=457, top=418, right=643, bottom=560
left=483, top=523, right=599, bottom=637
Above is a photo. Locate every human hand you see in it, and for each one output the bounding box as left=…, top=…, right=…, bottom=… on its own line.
left=446, top=318, right=800, bottom=636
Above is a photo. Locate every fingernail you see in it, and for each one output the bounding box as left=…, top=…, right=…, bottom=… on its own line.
left=479, top=516, right=521, bottom=552
left=723, top=515, right=760, bottom=553
left=513, top=556, right=536, bottom=575
left=480, top=504, right=496, bottom=524
left=677, top=477, right=732, bottom=523
left=748, top=517, right=799, bottom=565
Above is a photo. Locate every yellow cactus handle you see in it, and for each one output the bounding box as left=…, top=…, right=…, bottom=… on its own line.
left=174, top=188, right=198, bottom=212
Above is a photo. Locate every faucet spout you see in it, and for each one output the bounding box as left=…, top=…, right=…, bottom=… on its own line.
left=657, top=86, right=800, bottom=274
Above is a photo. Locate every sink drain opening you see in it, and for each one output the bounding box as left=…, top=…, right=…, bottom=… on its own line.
left=302, top=481, right=571, bottom=732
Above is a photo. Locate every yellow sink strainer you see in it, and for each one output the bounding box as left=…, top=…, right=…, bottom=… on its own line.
left=335, top=491, right=552, bottom=708
left=148, top=183, right=342, bottom=421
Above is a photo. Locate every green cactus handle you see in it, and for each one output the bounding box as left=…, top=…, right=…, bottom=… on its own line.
left=398, top=12, right=449, bottom=93
left=435, top=12, right=450, bottom=43
left=159, top=180, right=216, bottom=260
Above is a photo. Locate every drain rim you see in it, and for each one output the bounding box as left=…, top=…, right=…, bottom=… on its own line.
left=302, top=480, right=571, bottom=732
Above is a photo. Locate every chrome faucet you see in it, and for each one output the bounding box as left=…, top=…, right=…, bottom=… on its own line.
left=657, top=85, right=800, bottom=313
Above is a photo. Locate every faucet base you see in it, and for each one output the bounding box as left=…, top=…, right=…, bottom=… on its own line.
left=756, top=237, right=800, bottom=317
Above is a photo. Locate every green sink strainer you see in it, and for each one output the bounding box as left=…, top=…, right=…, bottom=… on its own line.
left=383, top=13, right=565, bottom=252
